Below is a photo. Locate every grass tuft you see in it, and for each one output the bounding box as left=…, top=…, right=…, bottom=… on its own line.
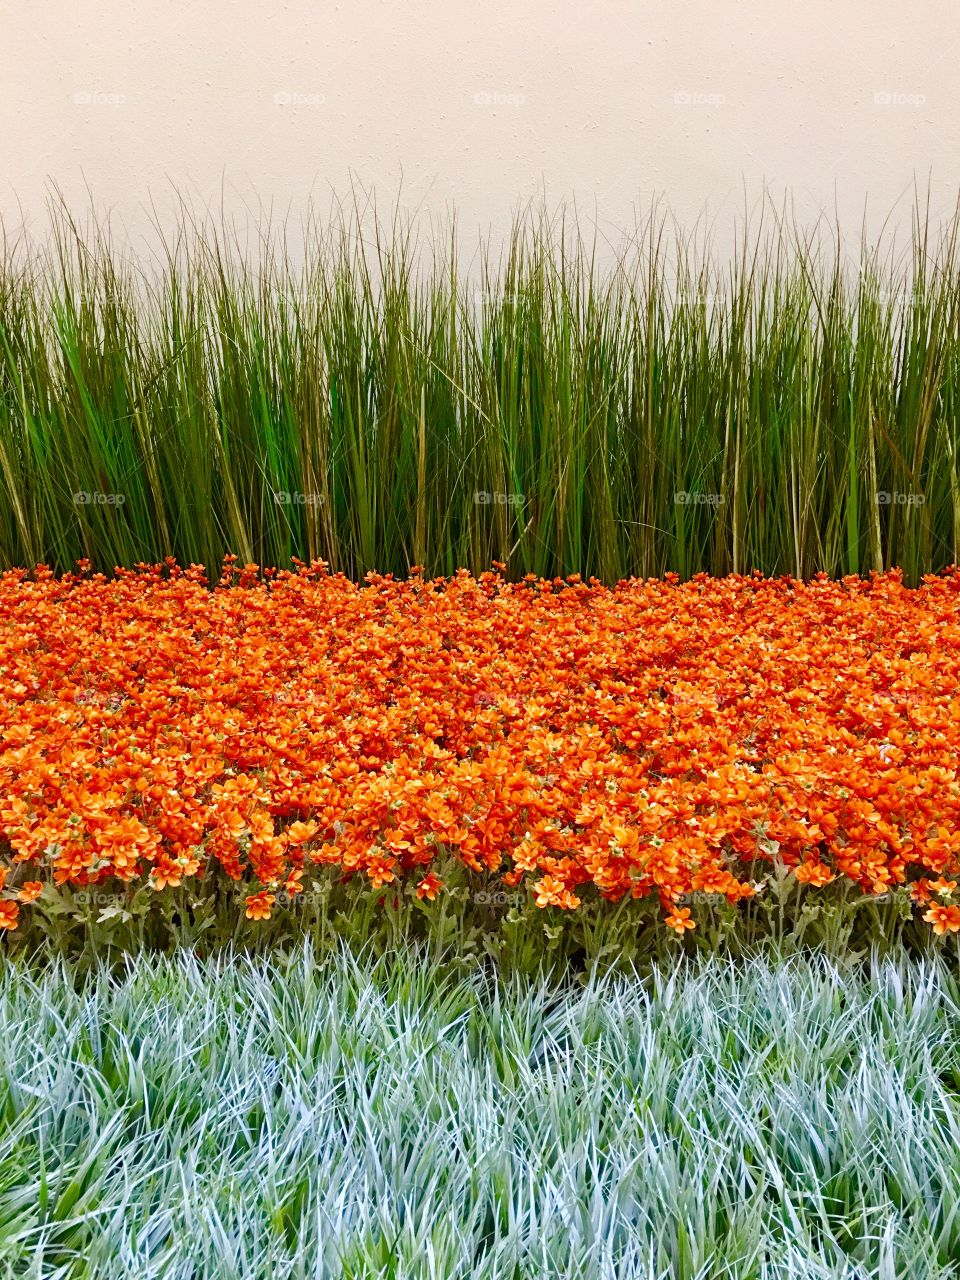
left=2, top=194, right=960, bottom=582
left=0, top=945, right=959, bottom=1277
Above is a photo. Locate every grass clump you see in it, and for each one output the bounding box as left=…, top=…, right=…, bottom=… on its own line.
left=0, top=945, right=958, bottom=1277
left=2, top=193, right=960, bottom=582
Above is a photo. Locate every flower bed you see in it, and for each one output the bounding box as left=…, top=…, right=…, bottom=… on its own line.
left=2, top=559, right=960, bottom=935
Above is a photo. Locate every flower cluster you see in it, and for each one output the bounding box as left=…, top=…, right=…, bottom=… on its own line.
left=1, top=559, right=960, bottom=934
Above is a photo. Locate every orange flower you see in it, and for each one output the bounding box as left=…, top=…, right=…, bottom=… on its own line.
left=910, top=880, right=934, bottom=906
left=533, top=875, right=561, bottom=907
left=366, top=858, right=396, bottom=890
left=150, top=863, right=182, bottom=890
left=218, top=810, right=247, bottom=842
left=17, top=881, right=43, bottom=903
left=0, top=901, right=19, bottom=930
left=794, top=860, right=835, bottom=887
left=533, top=875, right=581, bottom=909
left=665, top=906, right=696, bottom=933
left=244, top=891, right=275, bottom=921
left=416, top=873, right=443, bottom=901
left=923, top=903, right=960, bottom=935
left=286, top=821, right=319, bottom=845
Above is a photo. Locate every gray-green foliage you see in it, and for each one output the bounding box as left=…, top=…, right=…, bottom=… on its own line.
left=1, top=945, right=960, bottom=1277
left=2, top=194, right=960, bottom=582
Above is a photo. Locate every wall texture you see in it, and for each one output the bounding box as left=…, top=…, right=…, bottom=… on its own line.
left=3, top=0, right=960, bottom=250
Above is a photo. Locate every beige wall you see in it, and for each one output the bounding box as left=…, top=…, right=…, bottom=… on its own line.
left=3, top=0, right=960, bottom=252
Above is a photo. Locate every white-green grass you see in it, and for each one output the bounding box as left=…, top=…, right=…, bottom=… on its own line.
left=1, top=946, right=959, bottom=1278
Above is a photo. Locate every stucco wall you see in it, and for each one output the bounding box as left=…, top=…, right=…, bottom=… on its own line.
left=2, top=0, right=959, bottom=250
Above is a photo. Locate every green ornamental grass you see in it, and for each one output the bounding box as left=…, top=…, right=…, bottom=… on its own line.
left=1, top=193, right=960, bottom=583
